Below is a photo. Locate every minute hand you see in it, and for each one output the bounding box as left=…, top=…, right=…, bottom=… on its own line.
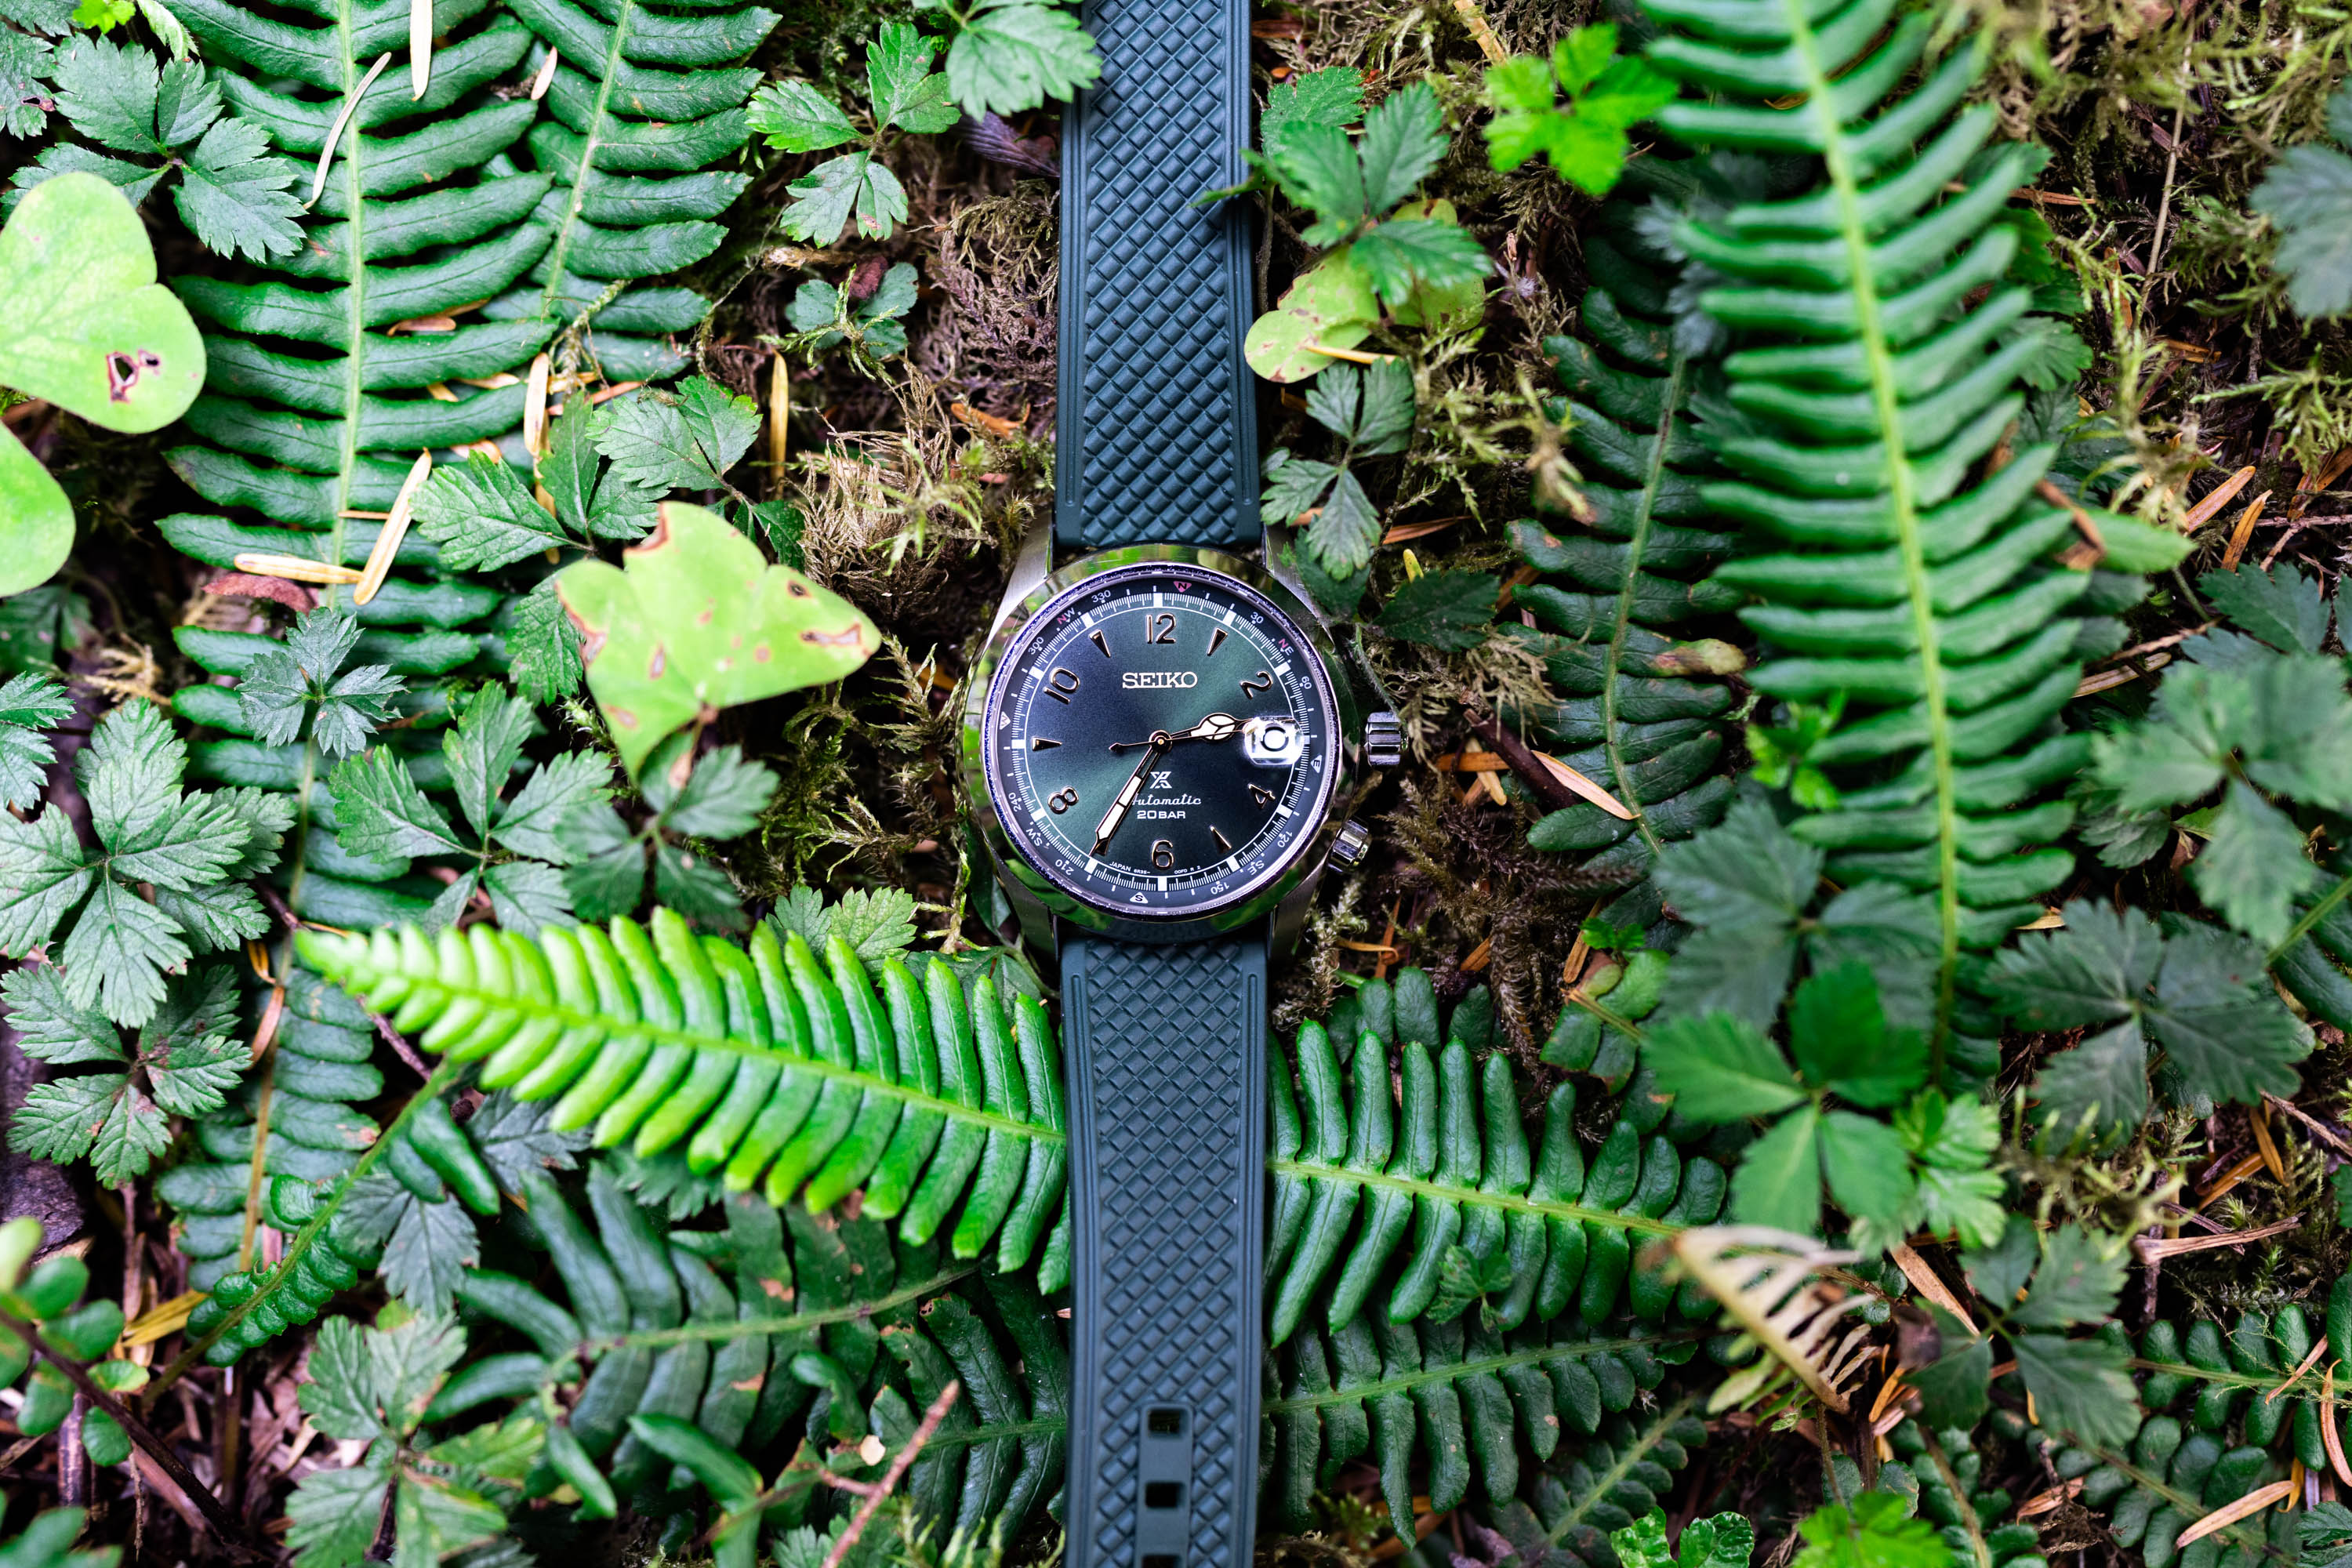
left=1092, top=738, right=1168, bottom=854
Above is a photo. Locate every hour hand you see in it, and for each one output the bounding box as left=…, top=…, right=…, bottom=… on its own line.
left=1109, top=713, right=1240, bottom=752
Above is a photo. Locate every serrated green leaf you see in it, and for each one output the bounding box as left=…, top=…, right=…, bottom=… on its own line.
left=2011, top=1222, right=2123, bottom=1328
left=1376, top=570, right=1496, bottom=650
left=412, top=453, right=564, bottom=573
left=1785, top=963, right=1925, bottom=1106
left=868, top=21, right=957, bottom=134
left=746, top=78, right=859, bottom=152
left=174, top=115, right=303, bottom=262
left=1644, top=1011, right=1806, bottom=1120
left=2009, top=1331, right=2140, bottom=1446
left=1727, top=1102, right=1820, bottom=1235
left=330, top=750, right=465, bottom=863
left=2190, top=778, right=2314, bottom=945
left=283, top=1450, right=392, bottom=1568
left=2251, top=89, right=2352, bottom=319
left=944, top=0, right=1101, bottom=118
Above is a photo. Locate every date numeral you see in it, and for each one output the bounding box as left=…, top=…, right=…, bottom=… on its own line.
left=1145, top=613, right=1176, bottom=645
left=1047, top=787, right=1080, bottom=815
left=1240, top=670, right=1272, bottom=699
left=1044, top=667, right=1080, bottom=704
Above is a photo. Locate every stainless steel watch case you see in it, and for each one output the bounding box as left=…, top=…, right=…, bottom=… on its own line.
left=962, top=528, right=1365, bottom=955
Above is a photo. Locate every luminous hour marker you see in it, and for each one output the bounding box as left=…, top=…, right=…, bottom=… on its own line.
left=1210, top=826, right=1233, bottom=853
left=1030, top=737, right=1061, bottom=750
left=1090, top=630, right=1111, bottom=659
left=1205, top=628, right=1227, bottom=659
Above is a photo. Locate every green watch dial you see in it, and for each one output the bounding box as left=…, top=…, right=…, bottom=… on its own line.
left=982, top=562, right=1341, bottom=919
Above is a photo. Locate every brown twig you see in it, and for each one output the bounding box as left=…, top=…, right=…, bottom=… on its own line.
left=2133, top=1214, right=2302, bottom=1261
left=2267, top=1093, right=2352, bottom=1159
left=821, top=1379, right=964, bottom=1568
left=1464, top=708, right=1581, bottom=812
left=0, top=1312, right=267, bottom=1561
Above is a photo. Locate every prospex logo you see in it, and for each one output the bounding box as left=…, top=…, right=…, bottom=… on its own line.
left=1122, top=671, right=1198, bottom=688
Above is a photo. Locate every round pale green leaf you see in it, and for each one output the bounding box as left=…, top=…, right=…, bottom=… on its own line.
left=1245, top=252, right=1377, bottom=383
left=554, top=503, right=880, bottom=779
left=0, top=170, right=204, bottom=434
left=0, top=428, right=71, bottom=597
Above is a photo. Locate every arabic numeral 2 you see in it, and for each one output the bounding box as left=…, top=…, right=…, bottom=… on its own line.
left=1240, top=670, right=1272, bottom=699
left=1145, top=613, right=1175, bottom=645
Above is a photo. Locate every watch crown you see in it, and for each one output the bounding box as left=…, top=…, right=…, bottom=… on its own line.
left=1330, top=818, right=1373, bottom=871
left=1364, top=711, right=1403, bottom=768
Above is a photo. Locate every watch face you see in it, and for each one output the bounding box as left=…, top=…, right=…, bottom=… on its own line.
left=981, top=561, right=1341, bottom=920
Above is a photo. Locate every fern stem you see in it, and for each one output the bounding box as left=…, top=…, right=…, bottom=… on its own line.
left=328, top=0, right=365, bottom=603
left=1785, top=0, right=1961, bottom=1065
left=1607, top=354, right=1691, bottom=859
left=2268, top=864, right=2352, bottom=964
left=1264, top=1331, right=1703, bottom=1414
left=2129, top=1355, right=2352, bottom=1404
left=142, top=1058, right=469, bottom=1407
left=1567, top=990, right=1646, bottom=1040
left=588, top=1265, right=981, bottom=1353
left=1267, top=1158, right=1682, bottom=1236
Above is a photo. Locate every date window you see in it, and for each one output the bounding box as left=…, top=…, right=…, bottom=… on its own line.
left=1241, top=717, right=1299, bottom=767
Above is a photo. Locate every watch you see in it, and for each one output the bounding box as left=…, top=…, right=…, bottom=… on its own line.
left=960, top=5, right=1399, bottom=1565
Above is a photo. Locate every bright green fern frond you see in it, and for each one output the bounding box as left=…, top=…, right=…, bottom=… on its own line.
left=296, top=906, right=1073, bottom=1284
left=1509, top=165, right=1749, bottom=909
left=1266, top=1014, right=1722, bottom=1344
left=1637, top=0, right=2140, bottom=1047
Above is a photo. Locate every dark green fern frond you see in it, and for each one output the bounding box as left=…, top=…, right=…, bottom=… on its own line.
left=162, top=964, right=381, bottom=1296
left=296, top=907, right=1073, bottom=1285
left=1510, top=175, right=1748, bottom=911
left=874, top=1275, right=1068, bottom=1545
left=1266, top=1017, right=1722, bottom=1343
left=1265, top=1309, right=1687, bottom=1540
left=1479, top=1402, right=1709, bottom=1568
left=1633, top=0, right=2165, bottom=1047
left=423, top=1167, right=956, bottom=1525
left=165, top=0, right=556, bottom=535
left=485, top=0, right=775, bottom=386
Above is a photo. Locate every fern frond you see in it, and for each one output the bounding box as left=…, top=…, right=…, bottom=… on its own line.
left=1265, top=1309, right=1687, bottom=1537
left=296, top=907, right=1073, bottom=1283
left=1486, top=1400, right=1709, bottom=1568
left=425, top=1166, right=963, bottom=1521
left=1635, top=0, right=2136, bottom=1045
left=492, top=0, right=773, bottom=375
left=1512, top=174, right=1747, bottom=907
left=1266, top=1017, right=1722, bottom=1342
left=165, top=0, right=556, bottom=536
left=1669, top=1225, right=1876, bottom=1414
left=875, top=1275, right=1067, bottom=1546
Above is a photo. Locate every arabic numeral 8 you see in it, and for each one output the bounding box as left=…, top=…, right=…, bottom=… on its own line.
left=1048, top=787, right=1079, bottom=815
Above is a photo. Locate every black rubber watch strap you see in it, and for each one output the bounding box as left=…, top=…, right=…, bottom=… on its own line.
left=1054, top=0, right=1258, bottom=553
left=1059, top=935, right=1266, bottom=1568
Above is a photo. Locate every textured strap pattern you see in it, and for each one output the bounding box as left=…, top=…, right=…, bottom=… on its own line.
left=1060, top=936, right=1265, bottom=1568
left=1055, top=0, right=1258, bottom=551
